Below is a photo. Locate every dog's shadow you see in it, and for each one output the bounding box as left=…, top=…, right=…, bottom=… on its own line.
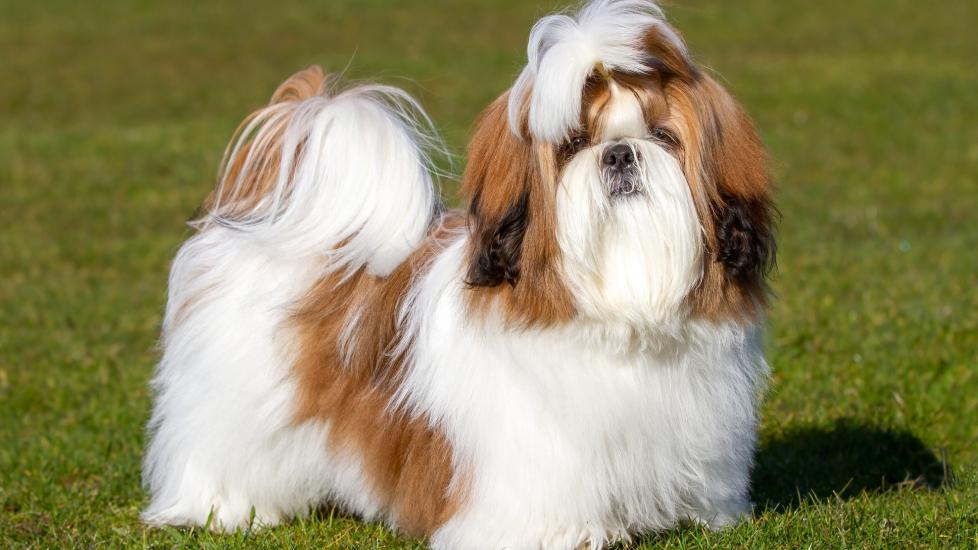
left=628, top=418, right=949, bottom=547
left=751, top=418, right=950, bottom=512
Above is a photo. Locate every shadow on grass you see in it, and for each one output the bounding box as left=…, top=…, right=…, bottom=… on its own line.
left=626, top=419, right=951, bottom=548
left=751, top=418, right=951, bottom=511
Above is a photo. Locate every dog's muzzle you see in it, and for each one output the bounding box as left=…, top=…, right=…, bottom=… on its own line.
left=602, top=143, right=641, bottom=198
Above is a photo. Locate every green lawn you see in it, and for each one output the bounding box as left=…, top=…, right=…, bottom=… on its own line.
left=2, top=0, right=976, bottom=547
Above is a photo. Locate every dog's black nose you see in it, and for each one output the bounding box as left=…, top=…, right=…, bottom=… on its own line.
left=602, top=144, right=637, bottom=169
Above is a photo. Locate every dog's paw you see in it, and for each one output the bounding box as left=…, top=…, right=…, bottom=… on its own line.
left=692, top=498, right=753, bottom=531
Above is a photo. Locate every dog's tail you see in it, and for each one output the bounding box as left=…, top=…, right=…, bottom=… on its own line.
left=199, top=65, right=445, bottom=276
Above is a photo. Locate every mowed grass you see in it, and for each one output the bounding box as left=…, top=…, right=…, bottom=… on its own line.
left=1, top=0, right=976, bottom=547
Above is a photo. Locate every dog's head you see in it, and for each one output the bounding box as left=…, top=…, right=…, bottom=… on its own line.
left=463, top=0, right=775, bottom=333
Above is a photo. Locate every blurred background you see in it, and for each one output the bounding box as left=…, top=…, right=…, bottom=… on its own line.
left=1, top=0, right=975, bottom=547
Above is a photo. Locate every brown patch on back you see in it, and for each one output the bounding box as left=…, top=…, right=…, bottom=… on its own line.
left=291, top=213, right=468, bottom=537
left=461, top=94, right=576, bottom=327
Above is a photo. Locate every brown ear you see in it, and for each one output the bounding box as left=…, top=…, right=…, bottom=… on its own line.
left=461, top=94, right=574, bottom=325
left=462, top=94, right=536, bottom=288
left=681, top=75, right=776, bottom=318
left=715, top=192, right=776, bottom=287
left=466, top=189, right=529, bottom=287
left=641, top=22, right=776, bottom=307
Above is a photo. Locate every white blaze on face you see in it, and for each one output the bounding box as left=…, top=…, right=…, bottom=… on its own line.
left=555, top=80, right=703, bottom=339
left=600, top=83, right=647, bottom=142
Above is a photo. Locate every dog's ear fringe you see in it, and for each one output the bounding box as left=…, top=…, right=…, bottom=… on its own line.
left=465, top=191, right=530, bottom=288
left=715, top=193, right=777, bottom=287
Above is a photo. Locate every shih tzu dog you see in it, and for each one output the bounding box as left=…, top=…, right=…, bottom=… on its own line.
left=142, top=0, right=775, bottom=548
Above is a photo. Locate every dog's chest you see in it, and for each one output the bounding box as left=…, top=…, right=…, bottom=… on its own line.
left=404, top=314, right=762, bottom=512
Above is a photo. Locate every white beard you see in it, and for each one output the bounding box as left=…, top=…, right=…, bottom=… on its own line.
left=555, top=139, right=703, bottom=349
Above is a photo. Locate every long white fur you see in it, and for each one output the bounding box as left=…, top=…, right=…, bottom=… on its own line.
left=399, top=243, right=764, bottom=548
left=206, top=84, right=444, bottom=275
left=144, top=0, right=767, bottom=547
left=508, top=0, right=687, bottom=142
left=142, top=83, right=443, bottom=529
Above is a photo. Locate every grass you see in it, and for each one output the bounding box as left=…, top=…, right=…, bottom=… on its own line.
left=1, top=0, right=976, bottom=547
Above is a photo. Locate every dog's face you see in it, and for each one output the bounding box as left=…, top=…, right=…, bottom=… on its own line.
left=552, top=71, right=703, bottom=332
left=463, top=2, right=774, bottom=332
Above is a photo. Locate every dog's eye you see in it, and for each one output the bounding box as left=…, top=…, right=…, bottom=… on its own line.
left=565, top=134, right=589, bottom=154
left=650, top=127, right=679, bottom=147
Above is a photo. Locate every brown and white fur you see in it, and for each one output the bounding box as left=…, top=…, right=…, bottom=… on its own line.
left=142, top=1, right=775, bottom=548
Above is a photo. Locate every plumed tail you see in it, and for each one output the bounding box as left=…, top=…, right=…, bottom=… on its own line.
left=200, top=65, right=446, bottom=276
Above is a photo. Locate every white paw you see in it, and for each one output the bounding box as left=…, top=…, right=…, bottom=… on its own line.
left=143, top=495, right=283, bottom=533
left=693, top=498, right=753, bottom=530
